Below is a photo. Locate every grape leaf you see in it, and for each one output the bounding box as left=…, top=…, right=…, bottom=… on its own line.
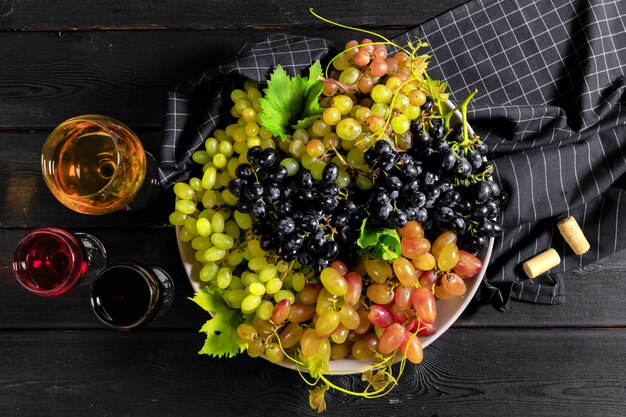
left=309, top=385, right=329, bottom=413
left=191, top=287, right=246, bottom=358
left=420, top=75, right=449, bottom=102
left=259, top=61, right=324, bottom=139
left=301, top=352, right=330, bottom=379
left=356, top=218, right=401, bottom=261
left=361, top=369, right=392, bottom=392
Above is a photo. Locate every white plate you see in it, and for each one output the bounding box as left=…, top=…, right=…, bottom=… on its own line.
left=176, top=100, right=492, bottom=374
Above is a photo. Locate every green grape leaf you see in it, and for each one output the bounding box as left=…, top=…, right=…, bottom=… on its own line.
left=356, top=218, right=401, bottom=261
left=301, top=352, right=330, bottom=379
left=191, top=287, right=246, bottom=358
left=259, top=61, right=324, bottom=139
left=309, top=385, right=329, bottom=413
left=361, top=369, right=392, bottom=392
left=420, top=75, right=449, bottom=102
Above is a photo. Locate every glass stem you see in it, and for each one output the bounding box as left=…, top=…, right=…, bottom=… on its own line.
left=75, top=232, right=108, bottom=286
left=126, top=151, right=161, bottom=211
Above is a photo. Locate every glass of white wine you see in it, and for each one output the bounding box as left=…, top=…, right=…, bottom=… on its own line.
left=41, top=115, right=160, bottom=214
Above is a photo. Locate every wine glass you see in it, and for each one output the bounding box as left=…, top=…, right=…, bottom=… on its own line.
left=13, top=227, right=107, bottom=297
left=90, top=261, right=175, bottom=331
left=41, top=115, right=160, bottom=215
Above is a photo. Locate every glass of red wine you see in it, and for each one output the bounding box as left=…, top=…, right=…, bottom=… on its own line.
left=90, top=261, right=175, bottom=331
left=13, top=227, right=107, bottom=297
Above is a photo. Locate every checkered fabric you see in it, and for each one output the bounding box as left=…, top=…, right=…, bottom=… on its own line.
left=160, top=0, right=626, bottom=310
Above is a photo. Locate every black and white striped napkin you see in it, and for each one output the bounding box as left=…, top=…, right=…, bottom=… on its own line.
left=159, top=0, right=626, bottom=310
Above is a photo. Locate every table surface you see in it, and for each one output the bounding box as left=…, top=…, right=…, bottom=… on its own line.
left=2, top=1, right=626, bottom=416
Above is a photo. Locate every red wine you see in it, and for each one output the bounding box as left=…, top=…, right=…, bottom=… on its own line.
left=91, top=264, right=156, bottom=328
left=13, top=227, right=87, bottom=296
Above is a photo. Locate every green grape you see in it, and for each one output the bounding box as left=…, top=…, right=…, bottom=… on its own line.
left=216, top=267, right=233, bottom=289
left=259, top=264, right=278, bottom=282
left=199, top=262, right=219, bottom=282
left=202, top=190, right=217, bottom=208
left=274, top=290, right=295, bottom=304
left=192, top=150, right=210, bottom=164
left=236, top=323, right=258, bottom=343
left=338, top=67, right=360, bottom=85
left=233, top=127, right=247, bottom=142
left=276, top=260, right=289, bottom=273
left=233, top=141, right=248, bottom=155
left=198, top=208, right=215, bottom=220
left=265, top=343, right=284, bottom=364
left=288, top=140, right=306, bottom=158
left=336, top=117, right=362, bottom=141
left=300, top=153, right=316, bottom=169
left=175, top=199, right=196, bottom=215
left=248, top=256, right=267, bottom=271
left=169, top=211, right=187, bottom=226
left=214, top=128, right=229, bottom=142
left=371, top=102, right=390, bottom=118
left=259, top=125, right=273, bottom=139
left=189, top=177, right=202, bottom=192
left=323, top=107, right=342, bottom=125
left=224, top=220, right=241, bottom=239
left=371, top=84, right=392, bottom=103
left=332, top=95, right=354, bottom=115
left=247, top=240, right=265, bottom=257
left=234, top=211, right=252, bottom=229
left=196, top=217, right=212, bottom=237
left=211, top=212, right=225, bottom=233
left=173, top=182, right=194, bottom=200
left=320, top=267, right=348, bottom=296
left=316, top=310, right=340, bottom=336
left=211, top=233, right=234, bottom=250
left=213, top=153, right=227, bottom=169
left=310, top=160, right=326, bottom=180
left=234, top=99, right=252, bottom=114
left=227, top=250, right=244, bottom=266
left=202, top=247, right=227, bottom=262
left=205, top=138, right=219, bottom=156
left=257, top=301, right=273, bottom=321
left=218, top=141, right=233, bottom=157
left=224, top=289, right=246, bottom=308
left=221, top=189, right=238, bottom=206
left=260, top=137, right=275, bottom=149
left=305, top=139, right=325, bottom=157
left=231, top=89, right=247, bottom=102
left=346, top=148, right=365, bottom=169
left=249, top=282, right=266, bottom=296
left=191, top=236, right=212, bottom=251
left=356, top=174, right=374, bottom=190
left=280, top=158, right=299, bottom=176
left=229, top=275, right=244, bottom=290
left=239, top=272, right=256, bottom=287
left=201, top=167, right=217, bottom=189
left=265, top=277, right=282, bottom=294
left=391, top=114, right=410, bottom=134
left=183, top=218, right=199, bottom=236
left=292, top=128, right=309, bottom=142
left=227, top=158, right=239, bottom=178
left=247, top=137, right=261, bottom=148
left=241, top=294, right=262, bottom=313
left=355, top=106, right=372, bottom=123
left=291, top=273, right=306, bottom=292
left=336, top=170, right=351, bottom=188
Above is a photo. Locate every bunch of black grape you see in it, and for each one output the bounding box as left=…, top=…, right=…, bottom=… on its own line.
left=362, top=96, right=507, bottom=252
left=229, top=146, right=365, bottom=272
left=407, top=110, right=507, bottom=251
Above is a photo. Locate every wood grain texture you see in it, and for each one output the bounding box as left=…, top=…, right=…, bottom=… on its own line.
left=0, top=329, right=624, bottom=417
left=0, top=0, right=468, bottom=31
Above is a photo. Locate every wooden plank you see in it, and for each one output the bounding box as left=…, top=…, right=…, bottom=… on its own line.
left=0, top=131, right=175, bottom=228
left=1, top=223, right=626, bottom=329
left=0, top=29, right=411, bottom=129
left=0, top=0, right=468, bottom=31
left=0, top=328, right=624, bottom=416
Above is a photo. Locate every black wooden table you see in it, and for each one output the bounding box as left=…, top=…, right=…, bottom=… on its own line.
left=2, top=1, right=626, bottom=416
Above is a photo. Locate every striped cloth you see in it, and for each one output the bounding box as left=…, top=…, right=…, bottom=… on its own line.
left=159, top=0, right=626, bottom=310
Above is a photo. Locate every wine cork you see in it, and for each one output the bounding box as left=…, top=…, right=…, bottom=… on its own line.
left=522, top=249, right=561, bottom=279
left=557, top=216, right=590, bottom=255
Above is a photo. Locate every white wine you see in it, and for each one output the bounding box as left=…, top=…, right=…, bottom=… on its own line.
left=42, top=115, right=153, bottom=214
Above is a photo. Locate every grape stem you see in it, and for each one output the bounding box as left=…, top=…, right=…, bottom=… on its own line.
left=318, top=76, right=358, bottom=93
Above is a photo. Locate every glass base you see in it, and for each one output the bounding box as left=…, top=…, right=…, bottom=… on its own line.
left=126, top=151, right=161, bottom=211
left=150, top=266, right=175, bottom=319
left=75, top=232, right=107, bottom=286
